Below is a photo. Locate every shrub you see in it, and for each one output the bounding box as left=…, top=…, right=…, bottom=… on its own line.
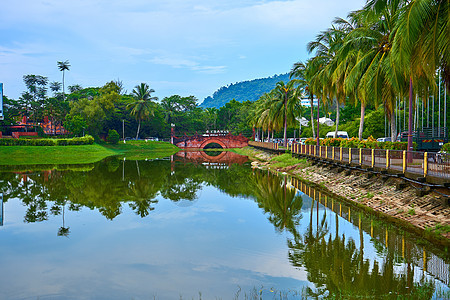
left=107, top=130, right=120, bottom=144
left=305, top=138, right=318, bottom=145
left=340, top=137, right=360, bottom=148
left=321, top=138, right=343, bottom=147
left=441, top=142, right=450, bottom=152
left=0, top=135, right=94, bottom=146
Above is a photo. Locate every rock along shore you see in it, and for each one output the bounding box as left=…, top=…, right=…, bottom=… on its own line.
left=245, top=147, right=450, bottom=247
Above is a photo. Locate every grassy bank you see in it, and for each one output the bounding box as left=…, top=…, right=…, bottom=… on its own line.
left=0, top=141, right=179, bottom=165
left=103, top=140, right=179, bottom=160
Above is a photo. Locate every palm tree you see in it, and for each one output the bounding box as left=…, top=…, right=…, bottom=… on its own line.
left=127, top=83, right=158, bottom=140
left=272, top=81, right=301, bottom=146
left=291, top=61, right=317, bottom=139
left=341, top=2, right=408, bottom=141
left=57, top=60, right=70, bottom=100
left=49, top=81, right=61, bottom=97
left=392, top=0, right=449, bottom=148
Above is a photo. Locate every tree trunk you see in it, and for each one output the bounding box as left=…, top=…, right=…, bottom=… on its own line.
left=316, top=99, right=320, bottom=146
left=390, top=112, right=397, bottom=142
left=310, top=95, right=315, bottom=139
left=358, top=103, right=366, bottom=140
left=334, top=98, right=340, bottom=138
left=135, top=120, right=141, bottom=140
left=283, top=95, right=288, bottom=147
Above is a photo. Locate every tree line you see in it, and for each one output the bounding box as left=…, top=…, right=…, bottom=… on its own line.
left=249, top=0, right=449, bottom=146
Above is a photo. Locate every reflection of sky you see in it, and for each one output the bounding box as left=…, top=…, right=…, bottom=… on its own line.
left=0, top=184, right=309, bottom=299
left=0, top=174, right=448, bottom=299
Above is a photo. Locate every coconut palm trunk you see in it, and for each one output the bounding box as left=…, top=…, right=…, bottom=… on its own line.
left=358, top=103, right=366, bottom=140
left=283, top=95, right=288, bottom=147
left=310, top=95, right=316, bottom=139
left=390, top=112, right=397, bottom=142
left=135, top=120, right=141, bottom=140
left=334, top=98, right=340, bottom=138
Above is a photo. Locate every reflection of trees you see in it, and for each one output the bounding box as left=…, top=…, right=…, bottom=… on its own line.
left=288, top=212, right=435, bottom=299
left=252, top=170, right=303, bottom=237
left=0, top=157, right=256, bottom=224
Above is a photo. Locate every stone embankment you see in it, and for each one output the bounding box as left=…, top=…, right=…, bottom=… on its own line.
left=247, top=147, right=450, bottom=244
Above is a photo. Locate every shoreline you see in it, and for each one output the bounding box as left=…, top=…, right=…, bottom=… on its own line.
left=234, top=146, right=450, bottom=248
left=0, top=141, right=179, bottom=165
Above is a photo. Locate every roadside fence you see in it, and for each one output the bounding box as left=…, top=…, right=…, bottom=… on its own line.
left=249, top=141, right=450, bottom=182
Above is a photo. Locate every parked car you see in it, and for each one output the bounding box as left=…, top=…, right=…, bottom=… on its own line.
left=377, top=137, right=392, bottom=142
left=325, top=131, right=349, bottom=139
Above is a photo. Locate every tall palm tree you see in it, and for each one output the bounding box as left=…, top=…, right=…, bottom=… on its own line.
left=290, top=61, right=317, bottom=139
left=272, top=81, right=301, bottom=146
left=127, top=83, right=158, bottom=140
left=57, top=60, right=70, bottom=100
left=341, top=2, right=408, bottom=141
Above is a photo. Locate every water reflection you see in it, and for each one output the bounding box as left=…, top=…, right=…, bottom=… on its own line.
left=0, top=152, right=448, bottom=299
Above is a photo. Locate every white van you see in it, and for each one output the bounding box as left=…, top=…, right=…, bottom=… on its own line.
left=325, top=131, right=349, bottom=139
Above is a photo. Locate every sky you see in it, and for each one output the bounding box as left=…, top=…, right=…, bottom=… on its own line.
left=0, top=0, right=365, bottom=104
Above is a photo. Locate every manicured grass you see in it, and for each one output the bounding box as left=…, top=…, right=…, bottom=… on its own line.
left=0, top=144, right=117, bottom=165
left=0, top=141, right=179, bottom=165
left=103, top=140, right=179, bottom=159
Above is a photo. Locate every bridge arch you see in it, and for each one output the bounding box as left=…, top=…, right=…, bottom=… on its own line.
left=200, top=150, right=227, bottom=161
left=200, top=138, right=227, bottom=149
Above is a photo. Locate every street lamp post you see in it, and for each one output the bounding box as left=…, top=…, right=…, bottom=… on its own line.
left=122, top=119, right=125, bottom=142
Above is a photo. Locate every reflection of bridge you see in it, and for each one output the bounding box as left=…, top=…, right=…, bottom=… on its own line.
left=290, top=176, right=450, bottom=286
left=174, top=151, right=249, bottom=165
left=172, top=132, right=248, bottom=149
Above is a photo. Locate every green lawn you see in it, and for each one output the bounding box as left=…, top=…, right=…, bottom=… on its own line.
left=0, top=141, right=179, bottom=165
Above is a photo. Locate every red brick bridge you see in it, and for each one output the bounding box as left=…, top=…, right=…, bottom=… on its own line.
left=172, top=131, right=248, bottom=149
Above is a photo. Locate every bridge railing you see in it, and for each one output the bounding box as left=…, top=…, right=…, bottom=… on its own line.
left=251, top=142, right=449, bottom=181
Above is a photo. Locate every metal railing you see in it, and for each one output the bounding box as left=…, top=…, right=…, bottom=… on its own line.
left=268, top=143, right=450, bottom=181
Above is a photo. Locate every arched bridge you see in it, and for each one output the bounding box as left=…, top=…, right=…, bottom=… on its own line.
left=172, top=132, right=248, bottom=149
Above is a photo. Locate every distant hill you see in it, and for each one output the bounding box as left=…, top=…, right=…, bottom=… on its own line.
left=200, top=73, right=290, bottom=108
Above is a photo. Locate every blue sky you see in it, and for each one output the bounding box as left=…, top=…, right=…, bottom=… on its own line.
left=0, top=0, right=365, bottom=103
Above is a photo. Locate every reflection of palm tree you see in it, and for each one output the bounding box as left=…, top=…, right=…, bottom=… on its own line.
left=252, top=171, right=303, bottom=237
left=288, top=215, right=435, bottom=298
left=57, top=202, right=70, bottom=237
left=126, top=179, right=159, bottom=218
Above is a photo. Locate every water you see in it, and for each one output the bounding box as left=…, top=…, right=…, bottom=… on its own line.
left=0, top=151, right=448, bottom=299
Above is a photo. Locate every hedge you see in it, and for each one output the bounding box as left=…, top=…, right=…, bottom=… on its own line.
left=304, top=136, right=415, bottom=151
left=0, top=135, right=94, bottom=146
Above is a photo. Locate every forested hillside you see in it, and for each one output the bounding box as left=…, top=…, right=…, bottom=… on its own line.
left=200, top=73, right=290, bottom=108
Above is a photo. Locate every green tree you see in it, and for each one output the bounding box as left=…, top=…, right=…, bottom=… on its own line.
left=127, top=83, right=158, bottom=139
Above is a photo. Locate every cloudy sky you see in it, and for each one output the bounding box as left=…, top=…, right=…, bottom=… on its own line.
left=0, top=0, right=365, bottom=103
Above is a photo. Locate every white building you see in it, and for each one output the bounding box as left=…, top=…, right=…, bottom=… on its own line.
left=300, top=98, right=318, bottom=107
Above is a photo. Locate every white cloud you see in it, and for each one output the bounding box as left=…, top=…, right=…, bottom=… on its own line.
left=0, top=0, right=366, bottom=100
left=149, top=56, right=226, bottom=74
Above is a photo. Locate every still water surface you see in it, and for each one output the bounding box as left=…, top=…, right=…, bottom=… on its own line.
left=0, top=151, right=448, bottom=299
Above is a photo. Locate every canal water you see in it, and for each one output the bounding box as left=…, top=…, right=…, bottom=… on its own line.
left=0, top=151, right=448, bottom=299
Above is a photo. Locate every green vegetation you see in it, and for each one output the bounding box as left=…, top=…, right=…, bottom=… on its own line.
left=269, top=153, right=307, bottom=169
left=0, top=141, right=179, bottom=165
left=408, top=208, right=416, bottom=216
left=103, top=140, right=179, bottom=160
left=201, top=73, right=290, bottom=108
left=305, top=136, right=415, bottom=150
left=0, top=144, right=116, bottom=165
left=106, top=130, right=120, bottom=144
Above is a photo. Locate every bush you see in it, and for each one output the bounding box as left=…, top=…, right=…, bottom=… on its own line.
left=321, top=138, right=343, bottom=147
left=441, top=142, right=450, bottom=152
left=0, top=135, right=94, bottom=146
left=340, top=137, right=360, bottom=148
left=107, top=130, right=120, bottom=144
left=305, top=138, right=318, bottom=145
